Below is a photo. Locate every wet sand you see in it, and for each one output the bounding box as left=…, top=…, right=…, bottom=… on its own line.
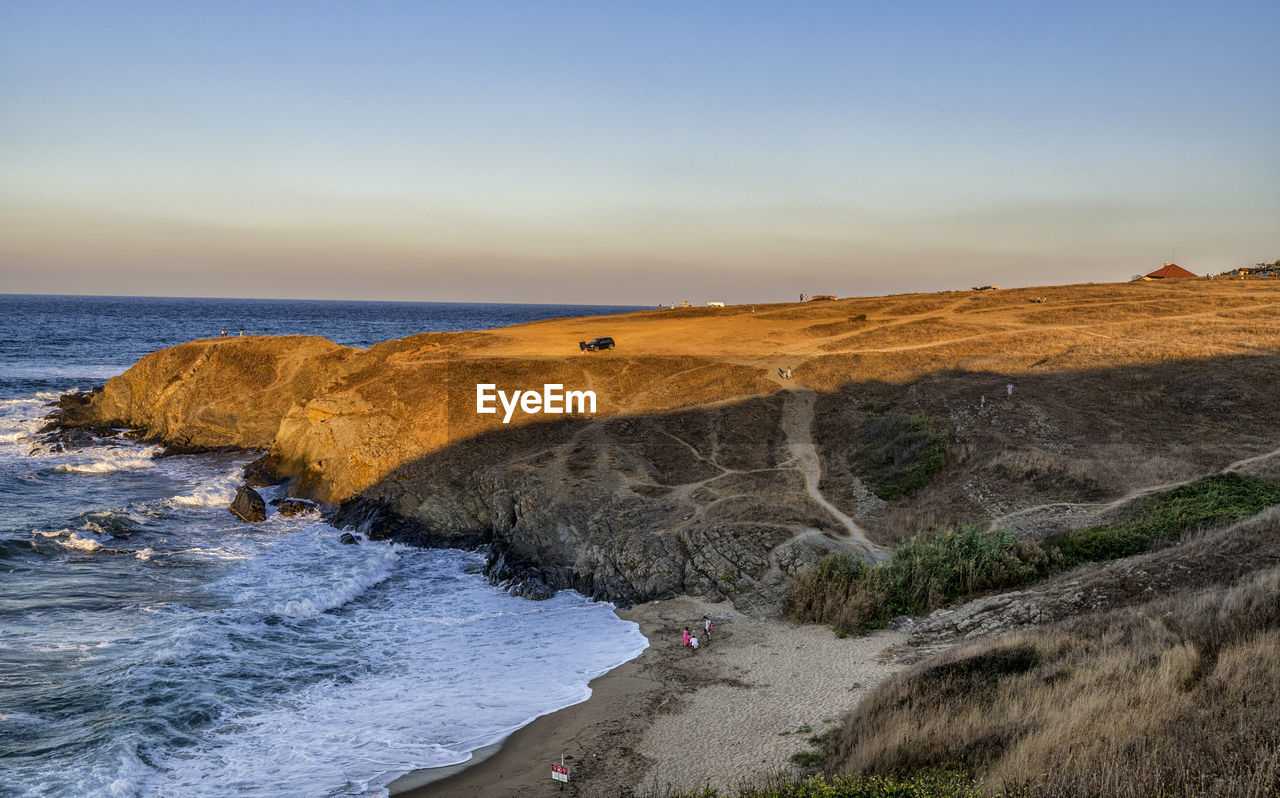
left=392, top=597, right=907, bottom=797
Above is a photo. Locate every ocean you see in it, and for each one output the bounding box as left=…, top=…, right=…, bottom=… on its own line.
left=0, top=295, right=650, bottom=798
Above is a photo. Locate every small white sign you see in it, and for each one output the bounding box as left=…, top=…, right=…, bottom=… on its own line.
left=551, top=763, right=570, bottom=782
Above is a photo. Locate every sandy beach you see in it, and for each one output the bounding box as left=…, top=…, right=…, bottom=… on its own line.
left=393, top=597, right=908, bottom=797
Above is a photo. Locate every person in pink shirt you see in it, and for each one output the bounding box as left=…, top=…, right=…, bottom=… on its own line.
left=682, top=627, right=691, bottom=647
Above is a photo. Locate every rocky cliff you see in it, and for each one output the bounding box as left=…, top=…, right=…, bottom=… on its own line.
left=55, top=281, right=1280, bottom=611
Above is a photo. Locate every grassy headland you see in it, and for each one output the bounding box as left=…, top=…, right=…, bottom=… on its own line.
left=55, top=279, right=1280, bottom=795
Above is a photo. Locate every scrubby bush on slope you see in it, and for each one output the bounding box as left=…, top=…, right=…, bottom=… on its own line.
left=786, top=473, right=1280, bottom=634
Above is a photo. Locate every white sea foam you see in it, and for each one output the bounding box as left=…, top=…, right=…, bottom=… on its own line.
left=6, top=449, right=647, bottom=798
left=53, top=450, right=158, bottom=474
left=60, top=533, right=104, bottom=552
left=170, top=473, right=241, bottom=508
left=0, top=401, right=43, bottom=456
left=143, top=546, right=648, bottom=798
left=268, top=544, right=401, bottom=618
left=0, top=393, right=59, bottom=408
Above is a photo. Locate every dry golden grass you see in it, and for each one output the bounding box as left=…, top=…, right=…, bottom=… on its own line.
left=75, top=279, right=1280, bottom=510
left=826, top=537, right=1280, bottom=797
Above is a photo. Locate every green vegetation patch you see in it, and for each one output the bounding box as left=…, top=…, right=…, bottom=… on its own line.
left=786, top=473, right=1280, bottom=635
left=789, top=750, right=825, bottom=768
left=785, top=527, right=1046, bottom=634
left=657, top=772, right=981, bottom=798
left=1050, top=471, right=1280, bottom=563
left=851, top=412, right=947, bottom=500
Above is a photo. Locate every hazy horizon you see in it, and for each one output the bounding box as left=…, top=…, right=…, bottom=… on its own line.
left=0, top=290, right=652, bottom=306
left=3, top=1, right=1277, bottom=304
left=0, top=277, right=1164, bottom=307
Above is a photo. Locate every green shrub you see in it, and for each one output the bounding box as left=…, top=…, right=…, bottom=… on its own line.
left=875, top=527, right=1048, bottom=617
left=785, top=527, right=1046, bottom=634
left=655, top=772, right=983, bottom=798
left=1049, top=472, right=1280, bottom=565
left=850, top=412, right=947, bottom=500
left=786, top=473, right=1280, bottom=636
left=790, top=750, right=825, bottom=767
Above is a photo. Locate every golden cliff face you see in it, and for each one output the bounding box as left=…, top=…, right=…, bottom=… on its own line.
left=84, top=335, right=357, bottom=450
left=69, top=279, right=1280, bottom=513
left=267, top=349, right=776, bottom=503
left=76, top=322, right=778, bottom=503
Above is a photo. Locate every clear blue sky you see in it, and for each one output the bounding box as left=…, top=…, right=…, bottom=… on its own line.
left=2, top=1, right=1277, bottom=303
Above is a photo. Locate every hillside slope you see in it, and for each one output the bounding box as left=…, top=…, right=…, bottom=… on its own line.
left=57, top=280, right=1280, bottom=609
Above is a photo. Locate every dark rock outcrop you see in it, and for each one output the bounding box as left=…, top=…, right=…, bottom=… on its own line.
left=242, top=454, right=279, bottom=487
left=229, top=486, right=267, bottom=522
left=277, top=498, right=318, bottom=517
left=339, top=532, right=359, bottom=545
left=484, top=542, right=558, bottom=601
left=28, top=426, right=119, bottom=455
left=329, top=402, right=855, bottom=613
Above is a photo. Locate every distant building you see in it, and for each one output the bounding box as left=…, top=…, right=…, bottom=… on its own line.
left=1145, top=263, right=1197, bottom=279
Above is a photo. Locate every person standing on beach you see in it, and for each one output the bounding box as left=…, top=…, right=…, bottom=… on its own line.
left=690, top=635, right=699, bottom=650
left=703, top=615, right=713, bottom=643
left=682, top=627, right=691, bottom=647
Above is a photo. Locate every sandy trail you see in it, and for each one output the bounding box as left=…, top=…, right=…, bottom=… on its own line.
left=780, top=389, right=888, bottom=561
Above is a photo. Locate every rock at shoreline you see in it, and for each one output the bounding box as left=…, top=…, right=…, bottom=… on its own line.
left=157, top=440, right=213, bottom=457
left=277, top=498, right=317, bottom=517
left=484, top=544, right=558, bottom=601
left=229, top=486, right=267, bottom=522
left=339, top=532, right=359, bottom=545
left=242, top=455, right=278, bottom=487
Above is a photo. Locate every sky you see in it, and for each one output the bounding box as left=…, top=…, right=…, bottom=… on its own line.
left=2, top=1, right=1277, bottom=304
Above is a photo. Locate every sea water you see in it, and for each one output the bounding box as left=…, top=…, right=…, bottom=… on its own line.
left=0, top=295, right=649, bottom=798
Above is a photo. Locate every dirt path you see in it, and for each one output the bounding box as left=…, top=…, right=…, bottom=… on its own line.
left=992, top=443, right=1280, bottom=534
left=780, top=390, right=888, bottom=561
left=1227, top=444, right=1280, bottom=472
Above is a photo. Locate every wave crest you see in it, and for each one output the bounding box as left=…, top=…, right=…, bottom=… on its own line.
left=268, top=546, right=401, bottom=618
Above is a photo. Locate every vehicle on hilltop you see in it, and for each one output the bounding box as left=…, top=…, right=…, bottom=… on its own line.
left=579, top=336, right=615, bottom=352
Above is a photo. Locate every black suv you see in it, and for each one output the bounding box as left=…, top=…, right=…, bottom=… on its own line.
left=579, top=337, right=615, bottom=352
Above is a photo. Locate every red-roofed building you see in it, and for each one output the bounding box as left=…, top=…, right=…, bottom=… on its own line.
left=1145, top=263, right=1198, bottom=279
